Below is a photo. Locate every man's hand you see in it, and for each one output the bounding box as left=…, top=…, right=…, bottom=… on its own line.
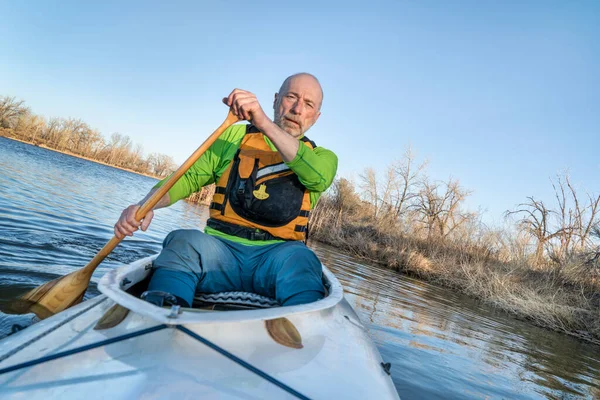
left=222, top=89, right=270, bottom=130
left=114, top=205, right=154, bottom=239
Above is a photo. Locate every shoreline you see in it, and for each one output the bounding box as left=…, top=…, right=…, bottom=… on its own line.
left=3, top=136, right=160, bottom=180
left=3, top=135, right=213, bottom=206
left=311, top=226, right=600, bottom=347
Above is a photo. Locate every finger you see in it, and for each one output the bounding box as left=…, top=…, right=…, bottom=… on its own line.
left=141, top=211, right=154, bottom=231
left=116, top=224, right=132, bottom=238
left=126, top=215, right=140, bottom=228
left=126, top=210, right=141, bottom=227
left=125, top=225, right=138, bottom=237
left=127, top=205, right=141, bottom=221
left=114, top=225, right=123, bottom=239
left=120, top=214, right=140, bottom=234
left=227, top=90, right=240, bottom=107
left=227, top=89, right=251, bottom=109
left=236, top=97, right=256, bottom=120
left=119, top=217, right=138, bottom=234
left=241, top=105, right=252, bottom=121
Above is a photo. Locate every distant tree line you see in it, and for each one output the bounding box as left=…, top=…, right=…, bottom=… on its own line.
left=312, top=146, right=600, bottom=274
left=0, top=96, right=177, bottom=178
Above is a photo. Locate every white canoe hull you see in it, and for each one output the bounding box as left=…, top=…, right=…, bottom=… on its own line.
left=0, top=256, right=399, bottom=399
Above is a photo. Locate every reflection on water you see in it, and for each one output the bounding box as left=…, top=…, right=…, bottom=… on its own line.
left=1, top=137, right=599, bottom=399
left=314, top=245, right=600, bottom=399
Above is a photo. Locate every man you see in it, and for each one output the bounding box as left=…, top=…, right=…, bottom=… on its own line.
left=114, top=73, right=338, bottom=308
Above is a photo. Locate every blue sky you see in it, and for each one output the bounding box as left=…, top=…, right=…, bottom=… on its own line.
left=1, top=0, right=598, bottom=225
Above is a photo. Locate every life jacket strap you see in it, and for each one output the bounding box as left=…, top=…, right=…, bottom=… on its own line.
left=207, top=218, right=289, bottom=241
left=209, top=202, right=224, bottom=212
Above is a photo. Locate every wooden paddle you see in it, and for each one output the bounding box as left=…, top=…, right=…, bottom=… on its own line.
left=16, top=111, right=241, bottom=319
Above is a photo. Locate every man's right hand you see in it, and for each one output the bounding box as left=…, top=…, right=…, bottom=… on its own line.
left=114, top=204, right=154, bottom=239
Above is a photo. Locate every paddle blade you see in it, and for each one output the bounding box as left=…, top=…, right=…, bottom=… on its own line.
left=2, top=298, right=54, bottom=320
left=94, top=303, right=129, bottom=330
left=16, top=268, right=92, bottom=319
left=265, top=317, right=303, bottom=349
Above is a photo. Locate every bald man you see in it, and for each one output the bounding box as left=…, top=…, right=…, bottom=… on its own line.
left=114, top=73, right=338, bottom=308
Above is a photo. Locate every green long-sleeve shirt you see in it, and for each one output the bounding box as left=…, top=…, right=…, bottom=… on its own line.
left=155, top=123, right=338, bottom=245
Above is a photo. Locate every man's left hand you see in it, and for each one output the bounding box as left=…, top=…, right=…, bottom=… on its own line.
left=222, top=89, right=270, bottom=129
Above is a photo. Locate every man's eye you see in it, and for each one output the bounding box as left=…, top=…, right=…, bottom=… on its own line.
left=306, top=103, right=314, bottom=109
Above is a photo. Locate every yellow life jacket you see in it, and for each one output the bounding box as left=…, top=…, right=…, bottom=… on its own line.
left=207, top=125, right=315, bottom=241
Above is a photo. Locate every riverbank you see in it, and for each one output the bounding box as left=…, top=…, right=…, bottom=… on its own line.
left=2, top=136, right=213, bottom=206
left=310, top=202, right=600, bottom=345
left=2, top=136, right=160, bottom=179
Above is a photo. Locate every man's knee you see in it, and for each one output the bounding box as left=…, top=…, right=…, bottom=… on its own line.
left=163, top=229, right=206, bottom=248
left=150, top=229, right=210, bottom=307
left=273, top=243, right=324, bottom=305
left=155, top=229, right=209, bottom=276
left=279, top=243, right=321, bottom=273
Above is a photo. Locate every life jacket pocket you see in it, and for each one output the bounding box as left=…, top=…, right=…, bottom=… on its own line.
left=229, top=172, right=304, bottom=227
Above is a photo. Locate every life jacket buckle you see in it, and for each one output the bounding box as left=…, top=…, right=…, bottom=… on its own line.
left=250, top=230, right=267, bottom=240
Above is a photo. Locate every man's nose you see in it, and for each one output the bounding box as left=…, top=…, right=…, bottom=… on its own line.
left=290, top=100, right=303, bottom=114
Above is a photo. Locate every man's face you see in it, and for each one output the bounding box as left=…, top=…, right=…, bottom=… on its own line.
left=273, top=75, right=322, bottom=138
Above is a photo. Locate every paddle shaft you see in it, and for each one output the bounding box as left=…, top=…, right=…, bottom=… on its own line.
left=82, top=111, right=240, bottom=274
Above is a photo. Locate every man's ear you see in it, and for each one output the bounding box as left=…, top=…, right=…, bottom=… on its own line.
left=314, top=110, right=322, bottom=124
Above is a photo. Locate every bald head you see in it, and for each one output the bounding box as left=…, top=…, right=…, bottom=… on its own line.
left=279, top=73, right=323, bottom=110
left=273, top=73, right=323, bottom=137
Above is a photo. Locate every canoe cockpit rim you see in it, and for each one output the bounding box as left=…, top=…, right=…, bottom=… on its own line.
left=98, top=255, right=344, bottom=325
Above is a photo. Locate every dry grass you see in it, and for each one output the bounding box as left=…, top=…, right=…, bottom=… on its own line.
left=185, top=184, right=215, bottom=206
left=310, top=202, right=600, bottom=344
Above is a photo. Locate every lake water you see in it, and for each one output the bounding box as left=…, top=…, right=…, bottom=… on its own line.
left=1, top=137, right=599, bottom=399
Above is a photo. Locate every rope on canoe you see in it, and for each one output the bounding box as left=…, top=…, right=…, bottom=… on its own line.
left=0, top=306, right=311, bottom=399
left=0, top=296, right=108, bottom=364
left=0, top=324, right=168, bottom=375
left=176, top=325, right=311, bottom=400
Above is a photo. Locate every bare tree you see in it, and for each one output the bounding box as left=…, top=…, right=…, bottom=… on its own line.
left=80, top=129, right=104, bottom=157
left=148, top=153, right=176, bottom=177
left=0, top=93, right=191, bottom=179
left=505, top=197, right=568, bottom=266
left=553, top=175, right=576, bottom=261
left=359, top=167, right=380, bottom=218
left=331, top=178, right=361, bottom=226
left=544, top=174, right=600, bottom=263
left=12, top=113, right=46, bottom=142
left=392, top=146, right=427, bottom=218
left=102, top=133, right=133, bottom=166
left=63, top=118, right=92, bottom=154
left=588, top=224, right=600, bottom=270
left=42, top=117, right=62, bottom=145
left=414, top=178, right=472, bottom=239
left=564, top=177, right=600, bottom=250
left=0, top=96, right=30, bottom=129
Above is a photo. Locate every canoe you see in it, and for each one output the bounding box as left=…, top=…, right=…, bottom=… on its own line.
left=0, top=255, right=400, bottom=399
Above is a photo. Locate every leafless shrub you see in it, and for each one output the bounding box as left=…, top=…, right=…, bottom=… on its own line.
left=185, top=185, right=215, bottom=206
left=0, top=96, right=30, bottom=129
left=0, top=94, right=200, bottom=184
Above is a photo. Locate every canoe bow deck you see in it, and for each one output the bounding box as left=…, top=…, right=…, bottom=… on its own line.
left=0, top=256, right=400, bottom=399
